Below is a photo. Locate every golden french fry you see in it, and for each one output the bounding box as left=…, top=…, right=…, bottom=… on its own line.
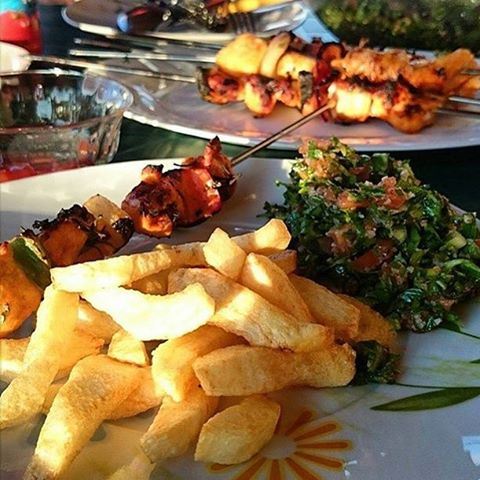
left=169, top=268, right=333, bottom=351
left=42, top=382, right=63, bottom=415
left=195, top=395, right=280, bottom=464
left=51, top=246, right=205, bottom=292
left=240, top=253, right=313, bottom=322
left=42, top=367, right=163, bottom=421
left=108, top=451, right=155, bottom=480
left=129, top=269, right=171, bottom=295
left=108, top=367, right=163, bottom=420
left=268, top=249, right=297, bottom=274
left=1, top=331, right=104, bottom=383
left=203, top=228, right=247, bottom=280
left=194, top=344, right=356, bottom=396
left=151, top=325, right=243, bottom=402
left=233, top=219, right=291, bottom=254
left=24, top=355, right=142, bottom=480
left=290, top=275, right=360, bottom=341
left=0, top=286, right=78, bottom=429
left=108, top=330, right=149, bottom=366
left=82, top=283, right=215, bottom=341
left=0, top=337, right=28, bottom=383
left=141, top=386, right=218, bottom=463
left=338, top=294, right=397, bottom=348
left=76, top=300, right=120, bottom=342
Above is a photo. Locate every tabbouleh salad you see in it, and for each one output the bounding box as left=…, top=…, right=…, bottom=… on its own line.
left=265, top=138, right=480, bottom=335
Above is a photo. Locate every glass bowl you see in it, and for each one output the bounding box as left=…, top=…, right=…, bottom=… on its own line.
left=0, top=70, right=133, bottom=181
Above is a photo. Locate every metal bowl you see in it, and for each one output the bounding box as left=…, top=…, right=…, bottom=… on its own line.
left=0, top=69, right=133, bottom=180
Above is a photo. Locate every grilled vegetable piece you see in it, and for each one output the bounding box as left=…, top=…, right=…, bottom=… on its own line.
left=0, top=242, right=42, bottom=338
left=10, top=237, right=50, bottom=290
left=82, top=194, right=134, bottom=259
left=1, top=196, right=132, bottom=337
left=196, top=67, right=244, bottom=105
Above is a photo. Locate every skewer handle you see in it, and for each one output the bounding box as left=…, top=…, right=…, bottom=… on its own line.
left=231, top=102, right=334, bottom=166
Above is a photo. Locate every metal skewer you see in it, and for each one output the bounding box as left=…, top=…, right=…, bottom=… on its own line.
left=462, top=69, right=480, bottom=76
left=74, top=35, right=221, bottom=52
left=68, top=49, right=216, bottom=64
left=28, top=55, right=196, bottom=83
left=231, top=102, right=334, bottom=167
left=446, top=95, right=480, bottom=107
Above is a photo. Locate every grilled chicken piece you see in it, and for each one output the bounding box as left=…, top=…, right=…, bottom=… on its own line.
left=332, top=46, right=479, bottom=95
left=23, top=196, right=134, bottom=267
left=122, top=138, right=234, bottom=238
left=403, top=49, right=480, bottom=95
left=183, top=136, right=236, bottom=201
left=243, top=75, right=277, bottom=117
left=328, top=80, right=443, bottom=133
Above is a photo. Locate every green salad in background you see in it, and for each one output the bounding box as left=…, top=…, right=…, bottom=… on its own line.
left=315, top=0, right=480, bottom=54
left=265, top=139, right=480, bottom=334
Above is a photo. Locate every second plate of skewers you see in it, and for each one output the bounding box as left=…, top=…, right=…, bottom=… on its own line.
left=118, top=32, right=480, bottom=151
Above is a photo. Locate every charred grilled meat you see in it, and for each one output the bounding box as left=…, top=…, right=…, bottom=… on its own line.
left=1, top=195, right=133, bottom=337
left=122, top=137, right=236, bottom=238
left=197, top=32, right=479, bottom=133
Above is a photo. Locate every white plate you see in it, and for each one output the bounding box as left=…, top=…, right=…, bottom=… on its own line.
left=0, top=41, right=30, bottom=73
left=121, top=78, right=480, bottom=151
left=62, top=0, right=308, bottom=43
left=1, top=160, right=480, bottom=480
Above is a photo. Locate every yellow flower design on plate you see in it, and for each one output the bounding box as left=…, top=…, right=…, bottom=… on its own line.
left=208, top=409, right=351, bottom=480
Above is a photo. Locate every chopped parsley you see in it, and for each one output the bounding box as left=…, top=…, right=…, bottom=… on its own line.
left=265, top=138, right=480, bottom=334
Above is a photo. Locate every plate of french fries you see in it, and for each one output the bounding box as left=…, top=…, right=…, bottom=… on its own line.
left=1, top=158, right=479, bottom=480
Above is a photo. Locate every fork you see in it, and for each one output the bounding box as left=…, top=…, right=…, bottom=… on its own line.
left=227, top=11, right=256, bottom=33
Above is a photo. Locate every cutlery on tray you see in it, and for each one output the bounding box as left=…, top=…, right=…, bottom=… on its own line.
left=115, top=0, right=304, bottom=34
left=28, top=55, right=197, bottom=83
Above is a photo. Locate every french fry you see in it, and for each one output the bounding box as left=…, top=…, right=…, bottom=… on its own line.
left=24, top=355, right=142, bottom=480
left=339, top=294, right=397, bottom=348
left=151, top=325, right=243, bottom=402
left=233, top=219, right=291, bottom=254
left=203, top=228, right=247, bottom=280
left=82, top=284, right=215, bottom=341
left=268, top=249, right=297, bottom=274
left=154, top=219, right=290, bottom=260
left=0, top=331, right=104, bottom=383
left=194, top=344, right=356, bottom=396
left=0, top=337, right=28, bottom=383
left=129, top=269, right=171, bottom=295
left=141, top=386, right=218, bottom=463
left=290, top=275, right=360, bottom=340
left=76, top=299, right=120, bottom=342
left=50, top=246, right=206, bottom=292
left=42, top=382, right=63, bottom=415
left=108, top=451, right=155, bottom=480
left=0, top=286, right=78, bottom=429
left=108, top=330, right=149, bottom=366
left=169, top=268, right=333, bottom=351
left=195, top=395, right=280, bottom=464
left=240, top=253, right=313, bottom=322
left=108, top=367, right=163, bottom=420
left=42, top=367, right=163, bottom=420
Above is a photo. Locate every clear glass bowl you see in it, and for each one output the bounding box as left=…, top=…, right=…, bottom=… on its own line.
left=0, top=70, right=133, bottom=181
